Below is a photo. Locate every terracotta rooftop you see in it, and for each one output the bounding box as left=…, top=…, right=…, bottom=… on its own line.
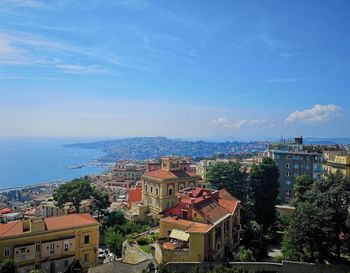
left=194, top=198, right=230, bottom=224
left=143, top=169, right=198, bottom=180
left=161, top=216, right=211, bottom=233
left=217, top=189, right=240, bottom=214
left=0, top=213, right=99, bottom=239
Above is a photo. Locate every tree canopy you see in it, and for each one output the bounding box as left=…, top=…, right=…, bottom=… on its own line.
left=283, top=171, right=350, bottom=262
left=250, top=157, right=280, bottom=232
left=53, top=178, right=110, bottom=216
left=293, top=174, right=314, bottom=204
left=0, top=260, right=16, bottom=273
left=206, top=161, right=249, bottom=202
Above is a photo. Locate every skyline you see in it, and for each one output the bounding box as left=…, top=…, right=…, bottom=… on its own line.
left=1, top=0, right=350, bottom=139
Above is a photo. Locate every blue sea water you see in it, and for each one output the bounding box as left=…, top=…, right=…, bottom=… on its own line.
left=0, top=138, right=109, bottom=189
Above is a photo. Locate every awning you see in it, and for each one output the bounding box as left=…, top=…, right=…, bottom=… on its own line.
left=169, top=229, right=190, bottom=241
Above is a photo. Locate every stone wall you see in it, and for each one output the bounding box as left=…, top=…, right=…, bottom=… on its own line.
left=165, top=261, right=350, bottom=273
left=122, top=240, right=153, bottom=265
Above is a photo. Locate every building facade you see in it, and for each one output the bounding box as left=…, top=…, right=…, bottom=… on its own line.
left=0, top=213, right=99, bottom=273
left=323, top=155, right=350, bottom=177
left=268, top=137, right=323, bottom=203
left=155, top=187, right=240, bottom=264
left=141, top=157, right=201, bottom=215
left=40, top=198, right=91, bottom=218
left=111, top=161, right=146, bottom=182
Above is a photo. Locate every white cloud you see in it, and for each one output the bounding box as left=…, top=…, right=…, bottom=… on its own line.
left=55, top=64, right=108, bottom=74
left=286, top=104, right=340, bottom=124
left=212, top=117, right=267, bottom=129
left=3, top=0, right=46, bottom=8
left=266, top=78, right=304, bottom=83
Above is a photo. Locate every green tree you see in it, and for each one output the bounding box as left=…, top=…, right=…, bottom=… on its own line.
left=53, top=178, right=94, bottom=212
left=234, top=246, right=256, bottom=262
left=92, top=189, right=110, bottom=221
left=250, top=157, right=280, bottom=232
left=0, top=260, right=16, bottom=273
left=206, top=162, right=248, bottom=202
left=105, top=228, right=125, bottom=257
left=242, top=220, right=263, bottom=249
left=292, top=175, right=314, bottom=204
left=283, top=172, right=350, bottom=262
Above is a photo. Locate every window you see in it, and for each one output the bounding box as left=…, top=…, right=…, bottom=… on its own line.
left=64, top=241, right=69, bottom=252
left=274, top=154, right=280, bottom=159
left=84, top=235, right=90, bottom=245
left=36, top=243, right=40, bottom=253
left=285, top=163, right=290, bottom=169
left=4, top=247, right=10, bottom=258
left=286, top=172, right=291, bottom=177
left=64, top=260, right=69, bottom=267
left=286, top=155, right=292, bottom=159
left=50, top=243, right=55, bottom=254
left=155, top=188, right=159, bottom=195
left=294, top=163, right=299, bottom=169
left=182, top=210, right=188, bottom=219
left=84, top=253, right=89, bottom=263
left=306, top=165, right=310, bottom=170
left=150, top=187, right=153, bottom=193
left=286, top=180, right=291, bottom=186
left=294, top=173, right=299, bottom=178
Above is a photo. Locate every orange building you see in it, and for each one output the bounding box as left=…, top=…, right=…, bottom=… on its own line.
left=0, top=214, right=99, bottom=273
left=155, top=187, right=241, bottom=264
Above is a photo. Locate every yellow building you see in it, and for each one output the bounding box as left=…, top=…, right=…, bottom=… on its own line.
left=142, top=157, right=201, bottom=215
left=0, top=213, right=99, bottom=273
left=323, top=155, right=350, bottom=177
left=155, top=188, right=241, bottom=264
left=40, top=198, right=92, bottom=217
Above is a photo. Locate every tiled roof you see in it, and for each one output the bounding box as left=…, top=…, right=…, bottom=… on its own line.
left=45, top=213, right=99, bottom=231
left=217, top=189, right=240, bottom=214
left=161, top=216, right=211, bottom=233
left=194, top=198, right=230, bottom=224
left=144, top=169, right=198, bottom=180
left=0, top=221, right=23, bottom=238
left=0, top=213, right=99, bottom=238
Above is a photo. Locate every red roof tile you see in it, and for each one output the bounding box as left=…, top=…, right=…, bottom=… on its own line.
left=161, top=216, right=211, bottom=233
left=0, top=213, right=98, bottom=238
left=144, top=169, right=198, bottom=180
left=218, top=189, right=240, bottom=214
left=44, top=213, right=99, bottom=231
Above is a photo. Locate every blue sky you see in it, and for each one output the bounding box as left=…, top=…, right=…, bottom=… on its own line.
left=0, top=0, right=349, bottom=139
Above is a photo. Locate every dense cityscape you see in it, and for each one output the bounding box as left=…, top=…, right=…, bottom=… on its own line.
left=1, top=136, right=350, bottom=273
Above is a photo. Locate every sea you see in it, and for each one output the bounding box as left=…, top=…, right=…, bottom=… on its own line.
left=0, top=137, right=110, bottom=190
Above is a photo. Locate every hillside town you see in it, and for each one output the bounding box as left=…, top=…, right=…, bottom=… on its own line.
left=1, top=137, right=350, bottom=273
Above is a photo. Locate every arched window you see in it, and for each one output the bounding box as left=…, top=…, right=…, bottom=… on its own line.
left=168, top=185, right=174, bottom=196
left=189, top=182, right=195, bottom=188
left=179, top=184, right=185, bottom=191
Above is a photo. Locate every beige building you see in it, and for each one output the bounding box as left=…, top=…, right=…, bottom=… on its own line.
left=0, top=213, right=99, bottom=273
left=40, top=198, right=91, bottom=217
left=141, top=157, right=201, bottom=215
left=323, top=155, right=350, bottom=177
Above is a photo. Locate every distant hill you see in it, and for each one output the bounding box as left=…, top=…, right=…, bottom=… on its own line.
left=64, top=136, right=268, bottom=162
left=304, top=138, right=350, bottom=145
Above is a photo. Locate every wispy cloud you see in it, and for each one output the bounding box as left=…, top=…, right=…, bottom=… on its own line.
left=55, top=64, right=109, bottom=74
left=286, top=104, right=340, bottom=124
left=0, top=30, right=156, bottom=73
left=266, top=78, right=304, bottom=83
left=232, top=92, right=254, bottom=99
left=2, top=0, right=47, bottom=8
left=280, top=52, right=299, bottom=58
left=212, top=117, right=267, bottom=129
